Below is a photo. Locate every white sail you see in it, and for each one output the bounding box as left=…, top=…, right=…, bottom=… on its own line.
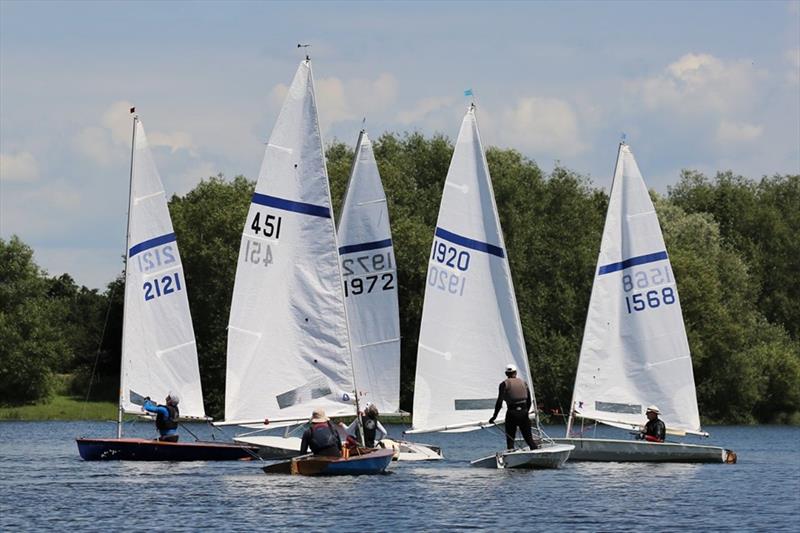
left=411, top=106, right=531, bottom=433
left=337, top=130, right=401, bottom=414
left=120, top=118, right=205, bottom=419
left=570, top=143, right=701, bottom=433
left=224, top=60, right=355, bottom=424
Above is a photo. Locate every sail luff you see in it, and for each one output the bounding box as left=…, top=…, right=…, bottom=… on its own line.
left=117, top=114, right=138, bottom=438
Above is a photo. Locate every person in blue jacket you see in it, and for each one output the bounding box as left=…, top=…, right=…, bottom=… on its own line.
left=143, top=393, right=180, bottom=442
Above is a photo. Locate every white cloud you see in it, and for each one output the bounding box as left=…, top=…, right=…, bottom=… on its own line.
left=73, top=126, right=118, bottom=167
left=148, top=131, right=196, bottom=155
left=716, top=121, right=764, bottom=144
left=396, top=96, right=456, bottom=125
left=496, top=96, right=586, bottom=157
left=630, top=53, right=764, bottom=115
left=0, top=151, right=39, bottom=183
left=270, top=73, right=398, bottom=133
left=786, top=48, right=800, bottom=85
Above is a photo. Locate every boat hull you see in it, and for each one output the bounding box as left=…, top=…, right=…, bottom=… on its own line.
left=552, top=438, right=736, bottom=463
left=76, top=438, right=258, bottom=461
left=379, top=439, right=443, bottom=461
left=470, top=443, right=574, bottom=469
left=261, top=448, right=394, bottom=476
left=233, top=435, right=303, bottom=459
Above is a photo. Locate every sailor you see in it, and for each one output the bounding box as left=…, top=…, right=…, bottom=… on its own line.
left=346, top=404, right=388, bottom=447
left=143, top=393, right=180, bottom=442
left=488, top=364, right=538, bottom=450
left=638, top=405, right=666, bottom=442
left=300, top=409, right=342, bottom=457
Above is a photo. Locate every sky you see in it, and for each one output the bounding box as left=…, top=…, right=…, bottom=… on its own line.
left=1, top=1, right=798, bottom=290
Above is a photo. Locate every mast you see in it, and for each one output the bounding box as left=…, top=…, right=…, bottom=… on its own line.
left=565, top=140, right=624, bottom=438
left=117, top=109, right=137, bottom=438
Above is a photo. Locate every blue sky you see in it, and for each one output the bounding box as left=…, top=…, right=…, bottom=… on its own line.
left=1, top=1, right=798, bottom=289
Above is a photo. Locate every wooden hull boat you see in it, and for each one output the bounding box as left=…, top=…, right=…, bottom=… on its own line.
left=261, top=447, right=394, bottom=476
left=470, top=443, right=574, bottom=469
left=552, top=438, right=736, bottom=463
left=76, top=437, right=258, bottom=461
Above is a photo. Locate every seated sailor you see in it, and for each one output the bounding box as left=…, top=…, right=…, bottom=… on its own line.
left=143, top=393, right=180, bottom=442
left=638, top=405, right=666, bottom=442
left=300, top=409, right=342, bottom=457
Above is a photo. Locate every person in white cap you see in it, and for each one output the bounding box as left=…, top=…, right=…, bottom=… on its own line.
left=638, top=405, right=666, bottom=442
left=300, top=409, right=342, bottom=457
left=488, top=364, right=538, bottom=450
left=142, top=392, right=180, bottom=442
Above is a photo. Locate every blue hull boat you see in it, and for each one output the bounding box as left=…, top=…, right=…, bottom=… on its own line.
left=76, top=438, right=258, bottom=461
left=261, top=447, right=394, bottom=476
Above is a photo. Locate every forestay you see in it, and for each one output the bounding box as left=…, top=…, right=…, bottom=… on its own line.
left=120, top=119, right=205, bottom=419
left=225, top=60, right=355, bottom=424
left=337, top=130, right=401, bottom=414
left=569, top=143, right=701, bottom=433
left=411, top=106, right=531, bottom=433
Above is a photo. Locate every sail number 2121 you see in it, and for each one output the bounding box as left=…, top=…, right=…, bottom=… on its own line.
left=143, top=273, right=182, bottom=301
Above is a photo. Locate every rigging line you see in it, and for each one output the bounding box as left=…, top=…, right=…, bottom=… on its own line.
left=179, top=421, right=202, bottom=442
left=207, top=422, right=266, bottom=462
left=81, top=278, right=119, bottom=419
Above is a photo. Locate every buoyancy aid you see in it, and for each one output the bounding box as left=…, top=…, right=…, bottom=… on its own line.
left=361, top=416, right=378, bottom=447
left=155, top=404, right=179, bottom=431
left=503, top=377, right=529, bottom=406
left=309, top=422, right=340, bottom=453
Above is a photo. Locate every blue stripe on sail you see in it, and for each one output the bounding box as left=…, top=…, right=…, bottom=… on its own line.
left=251, top=193, right=331, bottom=219
left=435, top=227, right=505, bottom=258
left=339, top=238, right=393, bottom=255
left=598, top=251, right=669, bottom=275
left=129, top=233, right=176, bottom=257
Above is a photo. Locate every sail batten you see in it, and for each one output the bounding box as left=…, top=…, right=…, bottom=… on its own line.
left=569, top=143, right=701, bottom=433
left=411, top=106, right=532, bottom=432
left=120, top=119, right=205, bottom=420
left=224, top=60, right=355, bottom=424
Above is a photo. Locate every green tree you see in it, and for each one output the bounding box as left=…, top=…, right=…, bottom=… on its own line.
left=0, top=236, right=69, bottom=404
left=168, top=174, right=254, bottom=417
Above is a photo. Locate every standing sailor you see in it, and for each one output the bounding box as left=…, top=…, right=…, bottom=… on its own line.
left=143, top=393, right=180, bottom=442
left=488, top=364, right=538, bottom=450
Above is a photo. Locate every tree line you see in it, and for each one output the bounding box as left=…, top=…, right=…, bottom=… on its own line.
left=1, top=132, right=798, bottom=424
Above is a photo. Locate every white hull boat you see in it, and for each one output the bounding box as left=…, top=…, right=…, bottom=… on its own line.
left=552, top=438, right=735, bottom=463
left=563, top=142, right=735, bottom=463
left=380, top=439, right=443, bottom=461
left=471, top=443, right=574, bottom=469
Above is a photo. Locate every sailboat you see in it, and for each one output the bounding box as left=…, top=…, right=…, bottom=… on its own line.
left=336, top=128, right=442, bottom=461
left=215, top=59, right=393, bottom=475
left=553, top=142, right=736, bottom=463
left=404, top=104, right=573, bottom=469
left=76, top=113, right=257, bottom=461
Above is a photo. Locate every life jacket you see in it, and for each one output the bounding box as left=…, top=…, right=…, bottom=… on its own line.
left=503, top=377, right=528, bottom=407
left=309, top=422, right=340, bottom=453
left=361, top=416, right=378, bottom=447
left=155, top=404, right=179, bottom=431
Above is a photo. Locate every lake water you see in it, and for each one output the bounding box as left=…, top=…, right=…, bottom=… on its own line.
left=1, top=421, right=798, bottom=531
